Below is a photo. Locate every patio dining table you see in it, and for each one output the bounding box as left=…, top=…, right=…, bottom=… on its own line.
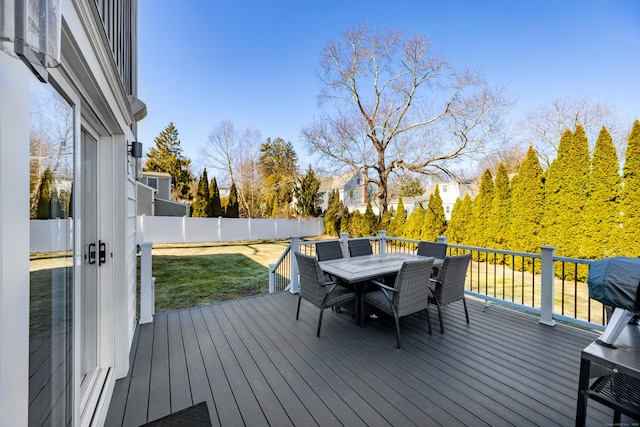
left=319, top=253, right=443, bottom=324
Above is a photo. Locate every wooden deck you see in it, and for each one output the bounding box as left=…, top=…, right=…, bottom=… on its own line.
left=105, top=292, right=622, bottom=426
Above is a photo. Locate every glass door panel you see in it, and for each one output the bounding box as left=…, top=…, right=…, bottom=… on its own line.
left=29, top=81, right=74, bottom=426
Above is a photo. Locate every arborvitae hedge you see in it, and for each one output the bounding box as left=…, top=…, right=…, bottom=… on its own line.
left=209, top=177, right=223, bottom=217
left=422, top=184, right=446, bottom=241
left=509, top=146, right=544, bottom=254
left=388, top=197, right=406, bottom=238
left=471, top=169, right=494, bottom=249
left=622, top=120, right=640, bottom=256
left=585, top=127, right=621, bottom=258
left=488, top=164, right=510, bottom=251
left=403, top=203, right=424, bottom=242
left=191, top=168, right=211, bottom=217
left=225, top=181, right=239, bottom=218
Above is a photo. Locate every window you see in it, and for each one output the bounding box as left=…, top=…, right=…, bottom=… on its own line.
left=442, top=185, right=448, bottom=192
left=445, top=206, right=451, bottom=214
left=147, top=177, right=158, bottom=190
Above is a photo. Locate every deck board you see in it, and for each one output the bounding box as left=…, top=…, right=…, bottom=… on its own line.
left=106, top=292, right=626, bottom=427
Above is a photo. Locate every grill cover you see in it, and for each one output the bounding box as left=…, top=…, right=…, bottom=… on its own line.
left=588, top=257, right=640, bottom=312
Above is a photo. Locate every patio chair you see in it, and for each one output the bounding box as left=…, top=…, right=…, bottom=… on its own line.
left=417, top=241, right=448, bottom=277
left=416, top=241, right=448, bottom=259
left=362, top=258, right=435, bottom=349
left=316, top=240, right=344, bottom=261
left=348, top=238, right=373, bottom=257
left=294, top=252, right=356, bottom=337
left=428, top=253, right=472, bottom=333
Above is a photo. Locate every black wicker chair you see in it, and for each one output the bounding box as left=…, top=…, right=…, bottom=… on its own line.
left=294, top=252, right=356, bottom=337
left=362, top=258, right=435, bottom=348
left=428, top=253, right=472, bottom=333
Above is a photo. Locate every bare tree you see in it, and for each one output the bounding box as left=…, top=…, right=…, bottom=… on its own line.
left=201, top=119, right=240, bottom=185
left=519, top=97, right=626, bottom=168
left=476, top=145, right=528, bottom=178
left=235, top=128, right=263, bottom=217
left=200, top=120, right=264, bottom=217
left=301, top=24, right=508, bottom=214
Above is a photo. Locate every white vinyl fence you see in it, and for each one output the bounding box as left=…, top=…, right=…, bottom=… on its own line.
left=136, top=216, right=323, bottom=244
left=30, top=217, right=324, bottom=252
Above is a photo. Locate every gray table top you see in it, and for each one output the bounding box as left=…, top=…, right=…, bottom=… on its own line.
left=319, top=253, right=442, bottom=283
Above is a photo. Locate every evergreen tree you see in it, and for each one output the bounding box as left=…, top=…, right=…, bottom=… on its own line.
left=324, top=190, right=344, bottom=236
left=542, top=126, right=589, bottom=257
left=509, top=146, right=544, bottom=254
left=295, top=166, right=321, bottom=216
left=209, top=177, right=223, bottom=217
left=144, top=122, right=194, bottom=200
left=362, top=201, right=379, bottom=236
left=36, top=168, right=61, bottom=219
left=191, top=168, right=211, bottom=217
left=621, top=120, right=640, bottom=256
left=258, top=137, right=299, bottom=214
left=225, top=181, right=240, bottom=218
left=447, top=195, right=473, bottom=244
left=403, top=203, right=425, bottom=242
left=350, top=210, right=364, bottom=237
left=339, top=206, right=351, bottom=234
left=388, top=197, right=406, bottom=238
left=421, top=184, right=446, bottom=242
left=379, top=206, right=394, bottom=233
left=488, top=164, right=511, bottom=252
left=585, top=127, right=621, bottom=258
left=470, top=169, right=494, bottom=249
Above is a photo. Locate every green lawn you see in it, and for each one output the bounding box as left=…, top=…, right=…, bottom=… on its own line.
left=146, top=240, right=291, bottom=312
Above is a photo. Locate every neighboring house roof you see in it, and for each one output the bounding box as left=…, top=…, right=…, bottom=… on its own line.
left=318, top=171, right=358, bottom=192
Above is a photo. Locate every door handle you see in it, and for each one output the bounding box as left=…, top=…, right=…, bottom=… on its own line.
left=88, top=243, right=96, bottom=265
left=99, top=240, right=106, bottom=266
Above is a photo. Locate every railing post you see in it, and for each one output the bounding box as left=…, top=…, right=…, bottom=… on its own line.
left=139, top=242, right=154, bottom=324
left=539, top=245, right=556, bottom=327
left=379, top=230, right=387, bottom=254
left=437, top=235, right=448, bottom=244
left=339, top=232, right=349, bottom=257
left=268, top=263, right=276, bottom=293
left=290, top=236, right=300, bottom=294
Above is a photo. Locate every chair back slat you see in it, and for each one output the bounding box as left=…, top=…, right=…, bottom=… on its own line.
left=316, top=240, right=344, bottom=261
left=416, top=241, right=448, bottom=259
left=348, top=239, right=373, bottom=257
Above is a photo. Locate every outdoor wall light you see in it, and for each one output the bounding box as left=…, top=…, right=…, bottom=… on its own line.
left=0, top=0, right=62, bottom=83
left=129, top=141, right=143, bottom=158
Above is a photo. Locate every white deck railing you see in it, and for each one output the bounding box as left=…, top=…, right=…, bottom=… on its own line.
left=274, top=231, right=604, bottom=332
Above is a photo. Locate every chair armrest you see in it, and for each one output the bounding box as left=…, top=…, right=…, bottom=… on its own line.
left=321, top=279, right=337, bottom=287
left=370, top=279, right=398, bottom=293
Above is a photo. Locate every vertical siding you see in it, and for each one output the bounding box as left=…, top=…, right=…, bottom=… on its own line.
left=93, top=0, right=133, bottom=94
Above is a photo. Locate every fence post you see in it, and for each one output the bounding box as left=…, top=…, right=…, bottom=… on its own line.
left=437, top=235, right=448, bottom=244
left=290, top=236, right=300, bottom=294
left=269, top=263, right=276, bottom=293
left=182, top=215, right=187, bottom=243
left=339, top=232, right=349, bottom=257
left=539, top=245, right=556, bottom=326
left=139, top=242, right=154, bottom=324
left=379, top=230, right=387, bottom=254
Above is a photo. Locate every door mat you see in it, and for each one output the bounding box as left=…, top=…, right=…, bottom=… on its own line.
left=140, top=401, right=211, bottom=427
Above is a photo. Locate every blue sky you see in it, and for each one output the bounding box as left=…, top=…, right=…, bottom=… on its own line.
left=137, top=0, right=640, bottom=174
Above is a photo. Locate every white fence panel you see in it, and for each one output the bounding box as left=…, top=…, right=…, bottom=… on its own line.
left=135, top=216, right=323, bottom=244
left=184, top=217, right=220, bottom=242
left=30, top=219, right=73, bottom=253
